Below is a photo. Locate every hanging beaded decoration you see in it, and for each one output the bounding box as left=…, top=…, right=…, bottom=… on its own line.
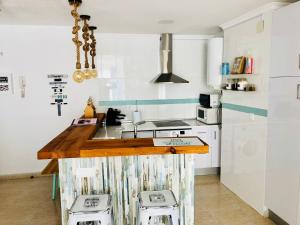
left=80, top=15, right=92, bottom=79
left=88, top=26, right=98, bottom=78
left=69, top=0, right=84, bottom=83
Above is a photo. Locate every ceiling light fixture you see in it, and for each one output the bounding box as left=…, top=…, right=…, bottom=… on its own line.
left=80, top=15, right=92, bottom=80
left=88, top=26, right=98, bottom=78
left=68, top=0, right=98, bottom=83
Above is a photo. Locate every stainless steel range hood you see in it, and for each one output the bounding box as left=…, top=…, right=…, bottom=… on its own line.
left=153, top=33, right=189, bottom=83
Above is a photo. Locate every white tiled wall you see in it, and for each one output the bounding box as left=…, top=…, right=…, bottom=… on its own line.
left=222, top=12, right=272, bottom=109
left=96, top=34, right=210, bottom=120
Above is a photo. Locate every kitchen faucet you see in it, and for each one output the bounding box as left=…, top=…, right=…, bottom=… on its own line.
left=133, top=121, right=145, bottom=138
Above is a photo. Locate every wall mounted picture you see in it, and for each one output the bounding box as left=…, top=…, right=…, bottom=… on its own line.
left=48, top=74, right=68, bottom=116
left=0, top=73, right=14, bottom=95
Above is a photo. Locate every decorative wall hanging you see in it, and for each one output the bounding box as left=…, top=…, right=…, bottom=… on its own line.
left=48, top=74, right=68, bottom=116
left=80, top=15, right=92, bottom=79
left=69, top=0, right=84, bottom=83
left=0, top=73, right=14, bottom=95
left=89, top=26, right=98, bottom=78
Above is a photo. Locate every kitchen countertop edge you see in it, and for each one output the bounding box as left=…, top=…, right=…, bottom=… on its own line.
left=37, top=114, right=209, bottom=160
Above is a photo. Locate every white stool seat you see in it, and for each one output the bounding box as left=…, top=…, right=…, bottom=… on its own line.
left=137, top=190, right=179, bottom=225
left=139, top=190, right=177, bottom=208
left=68, top=194, right=114, bottom=225
left=71, top=194, right=111, bottom=213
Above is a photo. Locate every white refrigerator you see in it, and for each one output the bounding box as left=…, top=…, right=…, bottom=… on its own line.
left=266, top=2, right=300, bottom=225
left=266, top=76, right=300, bottom=225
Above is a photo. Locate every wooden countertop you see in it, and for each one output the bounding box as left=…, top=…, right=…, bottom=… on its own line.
left=37, top=113, right=209, bottom=159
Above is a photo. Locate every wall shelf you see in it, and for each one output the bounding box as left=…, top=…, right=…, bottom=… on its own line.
left=223, top=74, right=256, bottom=79
left=222, top=89, right=256, bottom=93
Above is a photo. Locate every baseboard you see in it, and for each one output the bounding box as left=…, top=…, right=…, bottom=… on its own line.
left=268, top=210, right=289, bottom=225
left=0, top=172, right=47, bottom=181
left=195, top=167, right=220, bottom=176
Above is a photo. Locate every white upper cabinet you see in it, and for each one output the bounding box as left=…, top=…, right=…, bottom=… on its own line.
left=271, top=2, right=300, bottom=77
left=207, top=38, right=223, bottom=89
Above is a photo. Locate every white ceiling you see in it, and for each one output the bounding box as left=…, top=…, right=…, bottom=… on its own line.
left=0, top=0, right=296, bottom=34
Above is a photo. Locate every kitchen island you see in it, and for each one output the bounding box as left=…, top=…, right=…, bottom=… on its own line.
left=37, top=114, right=208, bottom=225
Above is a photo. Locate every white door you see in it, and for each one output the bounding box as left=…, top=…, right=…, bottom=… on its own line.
left=266, top=77, right=300, bottom=225
left=271, top=2, right=300, bottom=77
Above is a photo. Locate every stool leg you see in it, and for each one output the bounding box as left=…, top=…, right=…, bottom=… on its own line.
left=67, top=214, right=76, bottom=225
left=136, top=210, right=140, bottom=225
left=170, top=212, right=179, bottom=225
left=110, top=210, right=114, bottom=225
left=141, top=216, right=149, bottom=225
left=51, top=174, right=57, bottom=200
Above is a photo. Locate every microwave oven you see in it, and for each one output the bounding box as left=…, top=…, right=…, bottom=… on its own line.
left=199, top=94, right=220, bottom=108
left=196, top=105, right=220, bottom=124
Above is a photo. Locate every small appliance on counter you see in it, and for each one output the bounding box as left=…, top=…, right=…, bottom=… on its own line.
left=197, top=93, right=221, bottom=125
left=132, top=100, right=142, bottom=124
left=196, top=105, right=220, bottom=124
left=106, top=108, right=125, bottom=126
left=199, top=93, right=220, bottom=108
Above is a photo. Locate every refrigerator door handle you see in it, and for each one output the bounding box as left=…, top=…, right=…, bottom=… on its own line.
left=298, top=84, right=300, bottom=99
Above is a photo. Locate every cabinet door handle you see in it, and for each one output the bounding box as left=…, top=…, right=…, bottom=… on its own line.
left=297, top=84, right=300, bottom=99
left=214, top=131, right=217, bottom=140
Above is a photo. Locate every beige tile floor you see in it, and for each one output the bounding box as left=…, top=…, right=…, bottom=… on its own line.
left=0, top=175, right=275, bottom=225
left=195, top=176, right=275, bottom=225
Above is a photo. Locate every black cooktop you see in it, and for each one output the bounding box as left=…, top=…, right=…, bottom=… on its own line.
left=152, top=120, right=190, bottom=127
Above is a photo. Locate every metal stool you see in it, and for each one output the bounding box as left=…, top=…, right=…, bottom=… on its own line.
left=67, top=194, right=114, bottom=225
left=137, top=190, right=179, bottom=225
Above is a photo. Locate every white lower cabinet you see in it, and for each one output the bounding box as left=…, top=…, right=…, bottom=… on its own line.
left=121, top=131, right=154, bottom=139
left=121, top=125, right=221, bottom=171
left=211, top=126, right=221, bottom=167
left=193, top=125, right=220, bottom=169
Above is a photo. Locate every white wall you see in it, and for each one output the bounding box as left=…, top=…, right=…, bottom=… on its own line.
left=0, top=26, right=209, bottom=175
left=221, top=13, right=272, bottom=215
left=222, top=13, right=272, bottom=109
